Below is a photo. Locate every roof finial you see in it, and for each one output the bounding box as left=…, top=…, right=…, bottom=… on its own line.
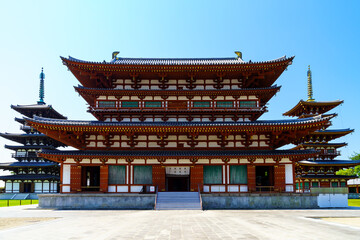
left=112, top=51, right=120, bottom=60
left=234, top=51, right=242, bottom=59
left=307, top=65, right=314, bottom=102
left=38, top=67, right=45, bottom=105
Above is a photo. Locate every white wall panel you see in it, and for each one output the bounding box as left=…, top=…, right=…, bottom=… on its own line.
left=285, top=164, right=293, bottom=184
left=63, top=164, right=71, bottom=185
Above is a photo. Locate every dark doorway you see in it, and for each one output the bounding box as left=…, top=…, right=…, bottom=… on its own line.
left=166, top=176, right=190, bottom=191
left=23, top=182, right=33, bottom=193
left=255, top=166, right=274, bottom=192
left=81, top=166, right=100, bottom=191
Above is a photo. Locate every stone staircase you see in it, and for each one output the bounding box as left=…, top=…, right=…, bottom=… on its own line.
left=12, top=193, right=30, bottom=200
left=155, top=192, right=202, bottom=210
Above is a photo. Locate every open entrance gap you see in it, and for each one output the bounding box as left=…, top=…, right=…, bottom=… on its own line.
left=81, top=166, right=100, bottom=191
left=255, top=166, right=274, bottom=192
left=165, top=167, right=190, bottom=192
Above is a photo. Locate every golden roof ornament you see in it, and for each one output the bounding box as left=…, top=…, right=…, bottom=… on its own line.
left=307, top=65, right=315, bottom=102
left=234, top=51, right=242, bottom=59
left=112, top=51, right=120, bottom=60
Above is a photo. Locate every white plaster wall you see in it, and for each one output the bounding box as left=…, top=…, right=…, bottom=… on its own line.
left=203, top=185, right=210, bottom=192
left=228, top=185, right=239, bottom=192
left=108, top=186, right=116, bottom=192
left=130, top=186, right=143, bottom=192
left=286, top=185, right=294, bottom=192
left=211, top=185, right=226, bottom=192
left=62, top=186, right=70, bottom=192
left=117, top=186, right=129, bottom=192
left=317, top=194, right=348, bottom=208
left=63, top=164, right=71, bottom=185
left=285, top=164, right=293, bottom=184
left=240, top=185, right=248, bottom=192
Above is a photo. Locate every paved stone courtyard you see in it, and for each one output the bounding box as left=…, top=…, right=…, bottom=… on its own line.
left=0, top=205, right=360, bottom=239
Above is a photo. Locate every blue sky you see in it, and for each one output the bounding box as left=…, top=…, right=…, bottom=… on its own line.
left=0, top=1, right=359, bottom=180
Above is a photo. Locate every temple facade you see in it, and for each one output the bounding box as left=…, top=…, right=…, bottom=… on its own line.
left=25, top=53, right=336, bottom=194
left=0, top=69, right=67, bottom=193
left=284, top=66, right=359, bottom=192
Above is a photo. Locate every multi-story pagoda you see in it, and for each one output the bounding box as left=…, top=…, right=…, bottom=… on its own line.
left=284, top=66, right=359, bottom=192
left=0, top=69, right=67, bottom=193
left=25, top=53, right=334, bottom=194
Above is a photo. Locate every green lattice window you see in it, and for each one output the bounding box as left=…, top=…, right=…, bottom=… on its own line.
left=193, top=101, right=211, bottom=108
left=340, top=182, right=346, bottom=187
left=239, top=101, right=257, bottom=108
left=108, top=166, right=126, bottom=184
left=134, top=166, right=152, bottom=184
left=98, top=101, right=116, bottom=108
left=331, top=182, right=338, bottom=187
left=312, top=182, right=319, bottom=188
left=216, top=101, right=233, bottom=108
left=122, top=101, right=139, bottom=108
left=144, top=101, right=162, bottom=108
left=230, top=165, right=247, bottom=184
left=304, top=182, right=310, bottom=190
left=203, top=166, right=222, bottom=184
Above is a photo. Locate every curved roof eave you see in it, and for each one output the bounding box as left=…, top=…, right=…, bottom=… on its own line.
left=61, top=55, right=294, bottom=66
left=25, top=114, right=334, bottom=128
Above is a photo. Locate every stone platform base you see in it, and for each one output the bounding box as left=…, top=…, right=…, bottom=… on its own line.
left=38, top=194, right=155, bottom=210
left=201, top=193, right=319, bottom=209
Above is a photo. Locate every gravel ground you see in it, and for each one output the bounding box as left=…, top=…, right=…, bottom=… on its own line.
left=0, top=205, right=360, bottom=240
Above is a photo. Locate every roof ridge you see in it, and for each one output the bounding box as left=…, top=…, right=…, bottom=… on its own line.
left=62, top=55, right=294, bottom=65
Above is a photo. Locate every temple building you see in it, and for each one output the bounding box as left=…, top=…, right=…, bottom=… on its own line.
left=23, top=53, right=339, bottom=196
left=283, top=66, right=359, bottom=192
left=0, top=69, right=67, bottom=193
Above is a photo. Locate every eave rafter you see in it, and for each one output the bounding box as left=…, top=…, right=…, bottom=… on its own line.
left=26, top=116, right=331, bottom=150
left=62, top=56, right=294, bottom=88
left=37, top=149, right=317, bottom=164
left=75, top=85, right=281, bottom=107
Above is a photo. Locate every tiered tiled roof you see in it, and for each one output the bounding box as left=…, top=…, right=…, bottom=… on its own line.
left=283, top=100, right=343, bottom=118
left=0, top=174, right=59, bottom=181
left=11, top=104, right=67, bottom=119
left=298, top=160, right=360, bottom=166
left=66, top=55, right=292, bottom=66
left=27, top=115, right=333, bottom=128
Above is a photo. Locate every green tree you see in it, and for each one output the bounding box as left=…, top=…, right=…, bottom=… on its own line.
left=336, top=152, right=360, bottom=176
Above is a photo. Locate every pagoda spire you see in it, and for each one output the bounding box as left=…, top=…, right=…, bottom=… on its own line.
left=38, top=68, right=45, bottom=105
left=307, top=65, right=314, bottom=102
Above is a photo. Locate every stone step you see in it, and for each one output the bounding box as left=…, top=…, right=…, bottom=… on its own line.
left=156, top=191, right=202, bottom=210
left=157, top=203, right=201, bottom=208
left=12, top=193, right=30, bottom=200
left=156, top=207, right=202, bottom=210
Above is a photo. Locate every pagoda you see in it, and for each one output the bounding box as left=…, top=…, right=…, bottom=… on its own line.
left=25, top=53, right=334, bottom=194
left=283, top=66, right=359, bottom=192
left=0, top=69, right=67, bottom=193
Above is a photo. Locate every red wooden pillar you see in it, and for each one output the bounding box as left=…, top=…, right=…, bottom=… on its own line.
left=100, top=165, right=109, bottom=193
left=152, top=166, right=166, bottom=192
left=190, top=165, right=203, bottom=192
left=70, top=165, right=81, bottom=192
left=274, top=165, right=285, bottom=192
left=247, top=165, right=256, bottom=192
